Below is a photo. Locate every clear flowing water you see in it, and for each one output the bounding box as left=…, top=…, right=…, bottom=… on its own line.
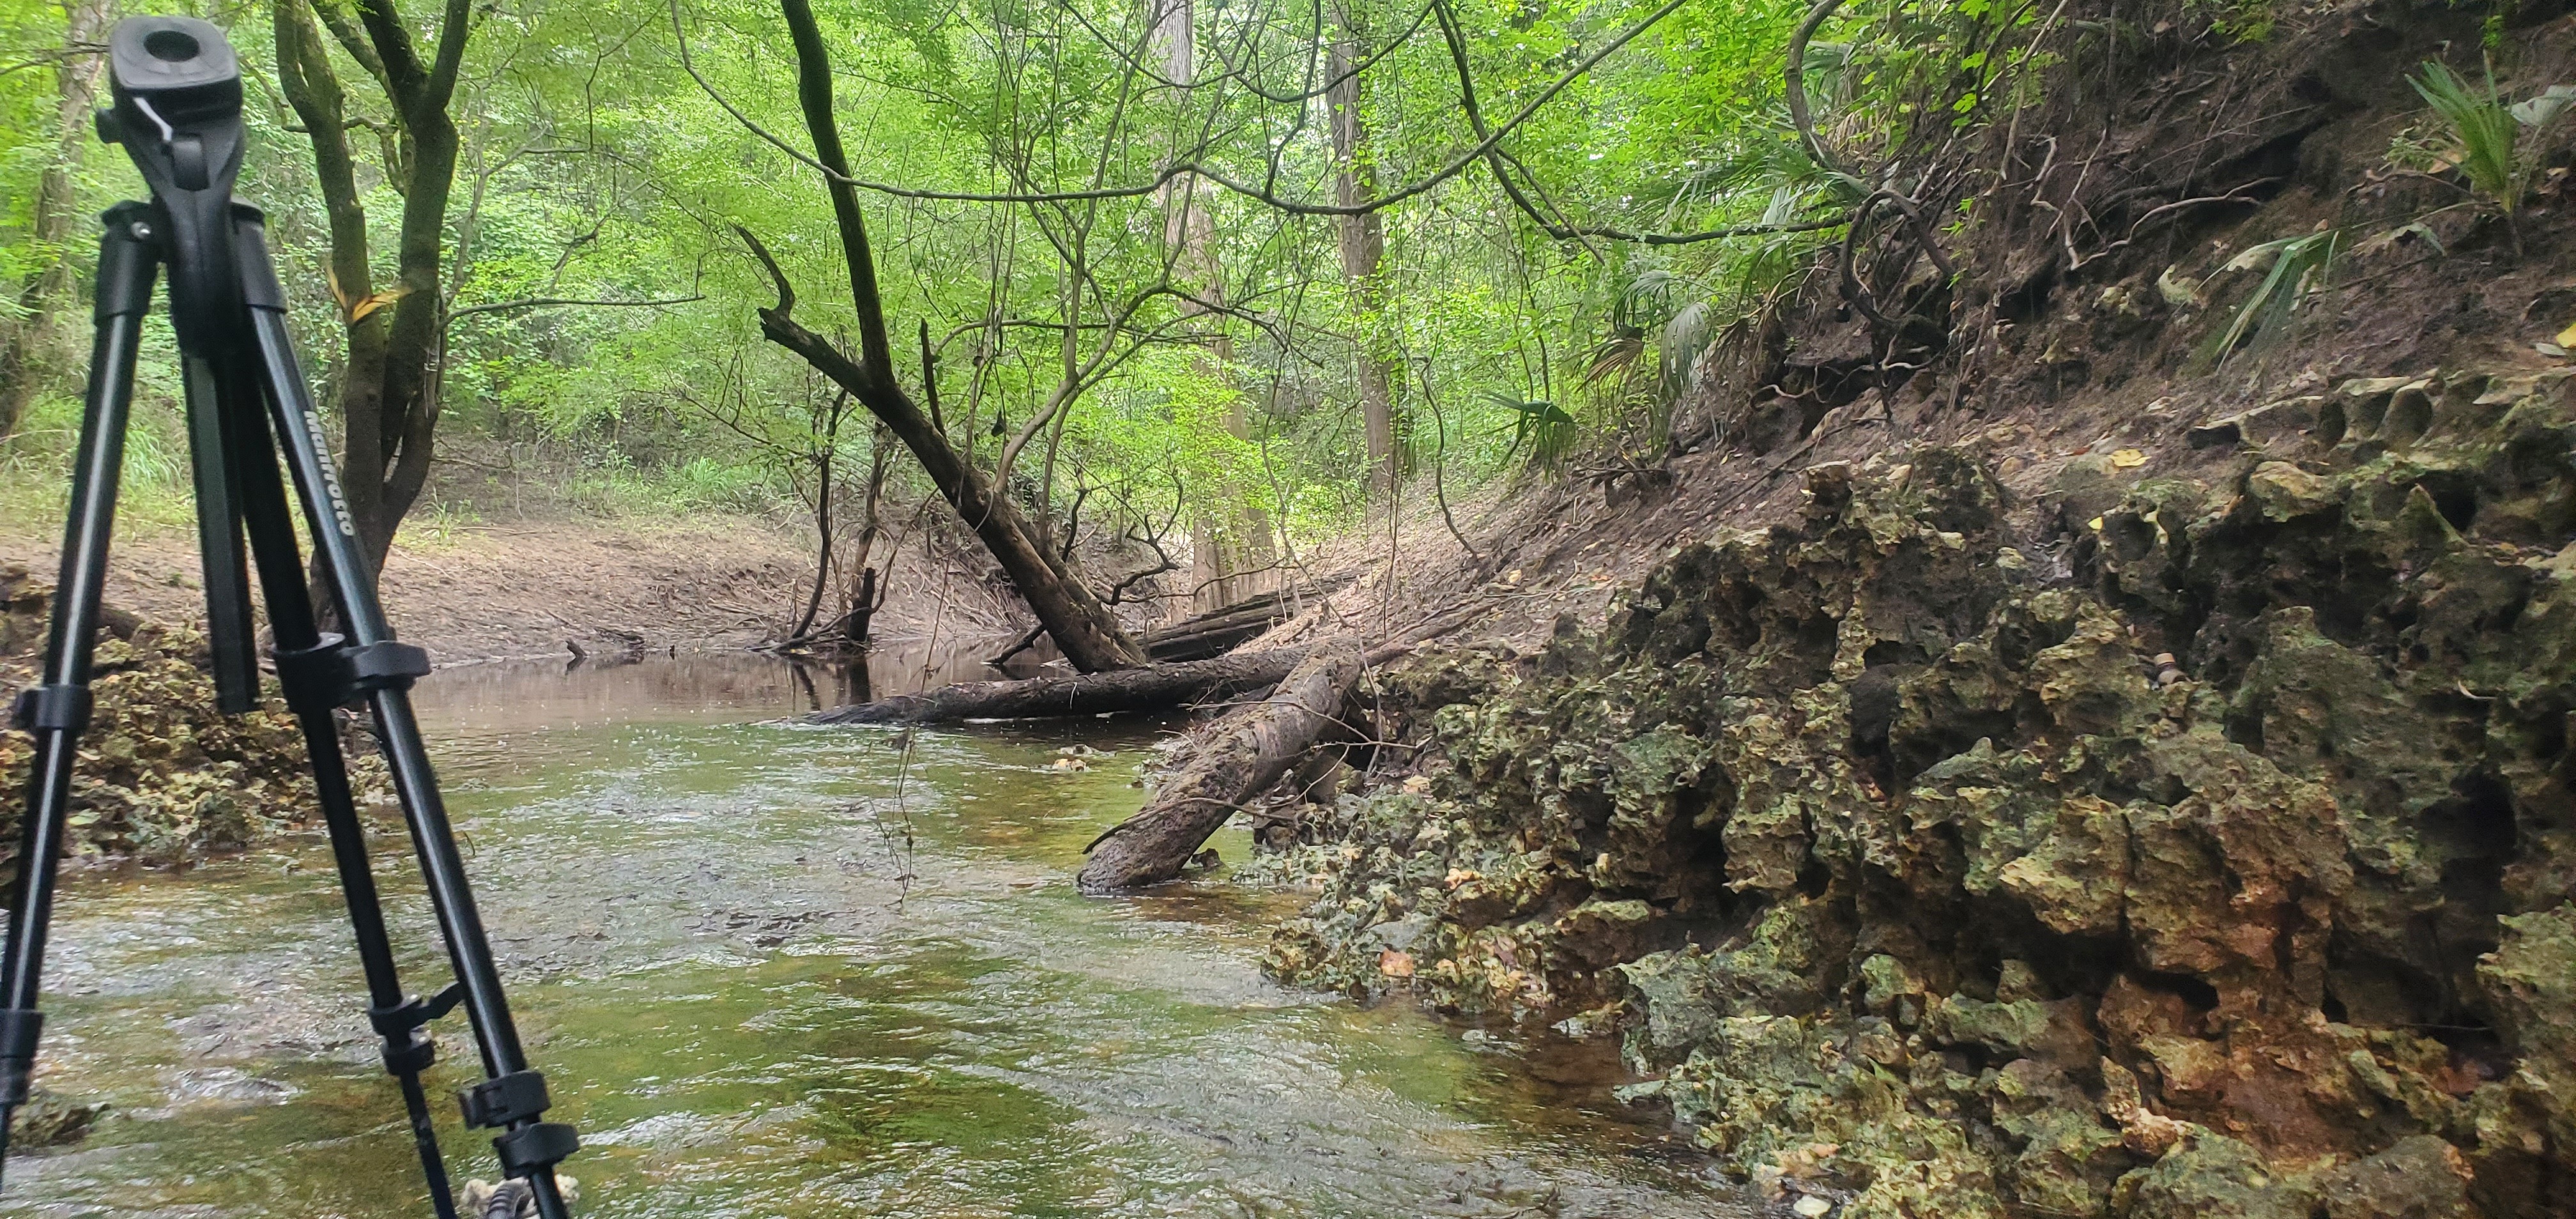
left=1, top=653, right=1745, bottom=1218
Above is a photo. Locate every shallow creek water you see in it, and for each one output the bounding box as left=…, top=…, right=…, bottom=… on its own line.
left=3, top=653, right=1747, bottom=1217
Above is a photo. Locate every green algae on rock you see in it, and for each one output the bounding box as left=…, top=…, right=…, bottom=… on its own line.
left=7, top=1087, right=104, bottom=1148
left=1264, top=371, right=2576, bottom=1218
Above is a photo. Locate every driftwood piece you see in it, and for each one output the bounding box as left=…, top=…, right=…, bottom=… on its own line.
left=806, top=648, right=1309, bottom=724
left=1142, top=595, right=1295, bottom=663
left=1076, top=641, right=1363, bottom=891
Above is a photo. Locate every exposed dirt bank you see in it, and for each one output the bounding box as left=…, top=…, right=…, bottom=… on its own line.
left=1237, top=3, right=2576, bottom=1217
left=0, top=515, right=815, bottom=665
left=1266, top=379, right=2576, bottom=1216
left=0, top=565, right=326, bottom=879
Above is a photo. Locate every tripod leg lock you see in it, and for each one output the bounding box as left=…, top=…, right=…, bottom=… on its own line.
left=0, top=1009, right=44, bottom=1107
left=365, top=983, right=465, bottom=1077
left=493, top=1121, right=580, bottom=1177
left=379, top=1032, right=436, bottom=1077
left=274, top=634, right=433, bottom=714
left=10, top=685, right=93, bottom=734
left=367, top=983, right=466, bottom=1039
left=459, top=1070, right=552, bottom=1128
left=463, top=1070, right=581, bottom=1178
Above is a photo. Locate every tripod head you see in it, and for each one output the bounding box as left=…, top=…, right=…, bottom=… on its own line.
left=95, top=15, right=247, bottom=354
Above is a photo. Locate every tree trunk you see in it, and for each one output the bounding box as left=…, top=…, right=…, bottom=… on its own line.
left=1152, top=0, right=1272, bottom=615
left=1328, top=1, right=1401, bottom=503
left=789, top=441, right=834, bottom=641
left=841, top=420, right=893, bottom=648
left=0, top=0, right=112, bottom=441
left=1076, top=641, right=1363, bottom=890
left=1139, top=585, right=1315, bottom=661
left=274, top=0, right=473, bottom=579
left=751, top=0, right=1147, bottom=673
left=808, top=647, right=1309, bottom=724
left=847, top=568, right=879, bottom=648
left=274, top=0, right=391, bottom=542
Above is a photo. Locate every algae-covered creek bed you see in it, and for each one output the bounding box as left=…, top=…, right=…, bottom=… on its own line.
left=0, top=654, right=1741, bottom=1217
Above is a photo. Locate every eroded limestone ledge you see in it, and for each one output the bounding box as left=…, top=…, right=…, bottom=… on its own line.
left=1264, top=371, right=2576, bottom=1218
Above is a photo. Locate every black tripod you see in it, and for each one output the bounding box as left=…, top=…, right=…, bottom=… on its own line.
left=1, top=17, right=576, bottom=1218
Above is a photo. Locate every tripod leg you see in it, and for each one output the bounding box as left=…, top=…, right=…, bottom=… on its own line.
left=215, top=354, right=461, bottom=1219
left=0, top=204, right=158, bottom=1175
left=182, top=355, right=261, bottom=713
left=229, top=207, right=576, bottom=1219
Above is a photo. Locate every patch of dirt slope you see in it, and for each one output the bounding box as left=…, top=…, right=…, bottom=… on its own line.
left=1248, top=4, right=2576, bottom=1219
left=1262, top=0, right=2576, bottom=661
left=0, top=564, right=330, bottom=879
left=0, top=510, right=1038, bottom=665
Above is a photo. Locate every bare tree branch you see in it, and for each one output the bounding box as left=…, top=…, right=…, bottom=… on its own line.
left=442, top=294, right=702, bottom=333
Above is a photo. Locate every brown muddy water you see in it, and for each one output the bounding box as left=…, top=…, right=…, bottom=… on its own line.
left=1, top=650, right=1748, bottom=1217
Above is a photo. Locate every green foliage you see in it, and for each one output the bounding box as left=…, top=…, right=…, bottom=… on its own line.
left=2202, top=227, right=2343, bottom=365
left=2188, top=0, right=2278, bottom=43
left=2412, top=61, right=2526, bottom=211
left=0, top=0, right=1989, bottom=562
left=1486, top=394, right=1579, bottom=474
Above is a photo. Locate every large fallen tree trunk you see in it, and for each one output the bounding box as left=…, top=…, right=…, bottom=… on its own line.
left=1141, top=597, right=1298, bottom=663
left=807, top=648, right=1309, bottom=724
left=1077, top=641, right=1363, bottom=891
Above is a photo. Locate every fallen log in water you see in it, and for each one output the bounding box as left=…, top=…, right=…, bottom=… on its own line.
left=1076, top=641, right=1363, bottom=891
left=806, top=648, right=1310, bottom=724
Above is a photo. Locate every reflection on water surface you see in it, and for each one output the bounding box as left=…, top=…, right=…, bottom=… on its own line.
left=3, top=652, right=1747, bottom=1217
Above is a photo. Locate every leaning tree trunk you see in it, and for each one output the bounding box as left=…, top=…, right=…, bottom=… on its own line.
left=748, top=0, right=1147, bottom=673
left=809, top=647, right=1308, bottom=724
left=1077, top=641, right=1362, bottom=891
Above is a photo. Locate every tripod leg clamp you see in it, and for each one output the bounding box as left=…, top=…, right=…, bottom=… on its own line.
left=274, top=634, right=433, bottom=714
left=459, top=1070, right=551, bottom=1129
left=0, top=1009, right=44, bottom=1107
left=367, top=984, right=464, bottom=1077
left=10, top=686, right=93, bottom=734
left=493, top=1122, right=581, bottom=1177
left=462, top=1070, right=579, bottom=1177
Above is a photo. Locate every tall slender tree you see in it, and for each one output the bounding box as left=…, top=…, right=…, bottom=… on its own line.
left=1327, top=0, right=1400, bottom=503
left=1151, top=0, right=1269, bottom=612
